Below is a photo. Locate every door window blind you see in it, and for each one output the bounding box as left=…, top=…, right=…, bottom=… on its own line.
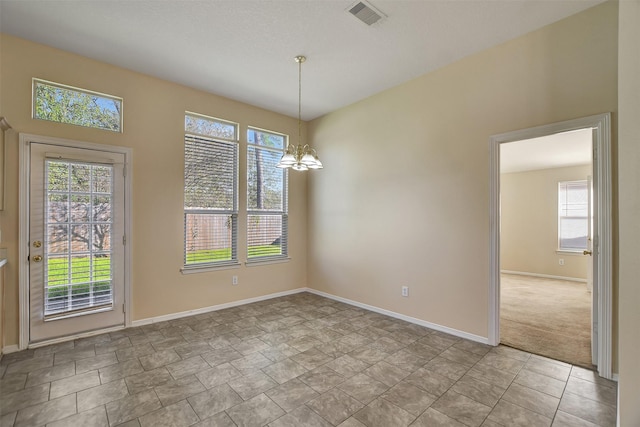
left=44, top=160, right=114, bottom=317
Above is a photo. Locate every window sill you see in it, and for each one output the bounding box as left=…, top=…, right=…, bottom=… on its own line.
left=180, top=262, right=241, bottom=274
left=556, top=250, right=585, bottom=256
left=245, top=257, right=290, bottom=267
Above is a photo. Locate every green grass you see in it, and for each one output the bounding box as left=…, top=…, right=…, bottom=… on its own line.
left=248, top=245, right=283, bottom=258
left=46, top=257, right=112, bottom=301
left=47, top=281, right=111, bottom=297
left=185, top=245, right=283, bottom=264
left=47, top=257, right=111, bottom=285
left=185, top=248, right=232, bottom=263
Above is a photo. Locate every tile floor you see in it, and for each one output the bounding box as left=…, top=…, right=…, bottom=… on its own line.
left=0, top=292, right=617, bottom=427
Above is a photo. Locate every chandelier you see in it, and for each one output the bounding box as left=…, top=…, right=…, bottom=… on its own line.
left=277, top=55, right=323, bottom=171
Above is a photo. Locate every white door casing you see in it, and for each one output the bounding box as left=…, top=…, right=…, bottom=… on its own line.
left=587, top=174, right=594, bottom=294
left=489, top=113, right=613, bottom=379
left=19, top=134, right=132, bottom=348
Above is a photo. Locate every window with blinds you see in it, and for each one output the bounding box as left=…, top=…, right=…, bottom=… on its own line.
left=247, top=127, right=288, bottom=261
left=184, top=113, right=239, bottom=268
left=558, top=180, right=589, bottom=251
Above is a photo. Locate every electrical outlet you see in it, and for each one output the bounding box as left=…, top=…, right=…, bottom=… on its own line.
left=232, top=275, right=238, bottom=285
left=559, top=259, right=565, bottom=265
left=402, top=286, right=409, bottom=297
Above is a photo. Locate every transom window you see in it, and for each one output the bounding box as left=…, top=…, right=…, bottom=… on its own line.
left=183, top=112, right=239, bottom=269
left=247, top=127, right=288, bottom=261
left=558, top=180, right=589, bottom=251
left=33, top=78, right=123, bottom=132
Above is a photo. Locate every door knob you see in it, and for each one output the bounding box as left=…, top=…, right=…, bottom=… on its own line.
left=583, top=250, right=592, bottom=256
left=32, top=255, right=43, bottom=262
left=33, top=241, right=42, bottom=248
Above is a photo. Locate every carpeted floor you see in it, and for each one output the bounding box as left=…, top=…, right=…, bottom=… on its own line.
left=500, top=273, right=593, bottom=368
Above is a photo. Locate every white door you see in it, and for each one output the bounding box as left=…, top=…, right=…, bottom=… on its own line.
left=29, top=142, right=126, bottom=343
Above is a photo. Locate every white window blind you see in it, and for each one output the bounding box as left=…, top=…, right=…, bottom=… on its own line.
left=247, top=128, right=288, bottom=260
left=558, top=180, right=588, bottom=251
left=184, top=113, right=238, bottom=267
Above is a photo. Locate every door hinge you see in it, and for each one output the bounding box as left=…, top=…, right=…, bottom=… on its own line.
left=123, top=304, right=125, bottom=313
left=123, top=165, right=127, bottom=177
left=122, top=235, right=126, bottom=245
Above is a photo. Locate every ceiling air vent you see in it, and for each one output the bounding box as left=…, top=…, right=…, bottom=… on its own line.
left=347, top=1, right=386, bottom=26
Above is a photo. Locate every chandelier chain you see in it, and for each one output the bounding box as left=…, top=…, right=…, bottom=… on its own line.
left=298, top=57, right=302, bottom=146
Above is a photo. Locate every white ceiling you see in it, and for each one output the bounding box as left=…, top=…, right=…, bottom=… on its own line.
left=0, top=0, right=604, bottom=120
left=500, top=128, right=593, bottom=174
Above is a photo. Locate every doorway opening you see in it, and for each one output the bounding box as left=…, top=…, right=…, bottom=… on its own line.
left=499, top=129, right=593, bottom=368
left=489, top=113, right=613, bottom=379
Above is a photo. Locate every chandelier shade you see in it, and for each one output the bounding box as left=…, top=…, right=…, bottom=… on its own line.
left=276, top=55, right=323, bottom=171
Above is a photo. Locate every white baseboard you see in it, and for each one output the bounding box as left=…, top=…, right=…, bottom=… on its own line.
left=306, top=289, right=489, bottom=345
left=132, top=287, right=308, bottom=327
left=2, top=344, right=20, bottom=354
left=501, top=270, right=587, bottom=283
left=5, top=287, right=489, bottom=353
left=133, top=286, right=489, bottom=345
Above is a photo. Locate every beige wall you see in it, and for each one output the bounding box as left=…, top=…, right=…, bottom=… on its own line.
left=308, top=2, right=617, bottom=339
left=617, top=0, right=640, bottom=424
left=0, top=35, right=308, bottom=347
left=501, top=165, right=591, bottom=280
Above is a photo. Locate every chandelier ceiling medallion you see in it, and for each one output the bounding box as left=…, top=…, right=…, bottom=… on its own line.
left=276, top=55, right=323, bottom=171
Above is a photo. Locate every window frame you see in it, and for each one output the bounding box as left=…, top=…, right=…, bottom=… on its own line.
left=557, top=179, right=589, bottom=253
left=182, top=112, right=240, bottom=272
left=246, top=126, right=289, bottom=264
left=32, top=78, right=124, bottom=132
